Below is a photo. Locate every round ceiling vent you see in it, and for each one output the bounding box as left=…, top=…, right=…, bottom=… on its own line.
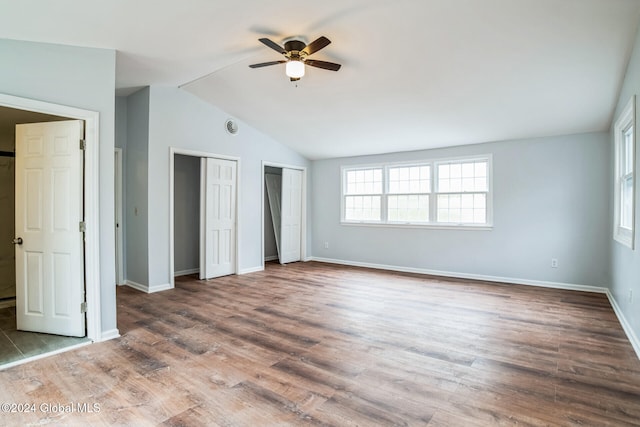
left=225, top=119, right=239, bottom=135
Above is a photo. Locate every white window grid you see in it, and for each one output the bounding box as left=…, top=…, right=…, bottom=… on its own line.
left=614, top=95, right=635, bottom=249
left=341, top=156, right=492, bottom=228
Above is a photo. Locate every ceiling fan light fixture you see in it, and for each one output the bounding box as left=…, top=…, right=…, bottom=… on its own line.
left=286, top=60, right=305, bottom=78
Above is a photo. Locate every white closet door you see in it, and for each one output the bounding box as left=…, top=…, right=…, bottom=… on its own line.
left=15, top=120, right=85, bottom=337
left=200, top=157, right=237, bottom=279
left=280, top=168, right=302, bottom=264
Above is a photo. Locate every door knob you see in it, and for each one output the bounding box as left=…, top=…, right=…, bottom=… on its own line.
left=12, top=237, right=23, bottom=245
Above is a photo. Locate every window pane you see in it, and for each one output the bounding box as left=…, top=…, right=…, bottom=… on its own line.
left=344, top=168, right=383, bottom=195
left=462, top=163, right=474, bottom=178
left=344, top=196, right=382, bottom=221
left=437, top=193, right=486, bottom=224
left=388, top=195, right=429, bottom=222
left=388, top=165, right=431, bottom=194
left=438, top=160, right=488, bottom=193
left=625, top=126, right=634, bottom=174
left=622, top=178, right=633, bottom=229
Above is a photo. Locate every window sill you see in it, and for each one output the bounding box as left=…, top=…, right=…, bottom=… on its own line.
left=340, top=221, right=493, bottom=231
left=613, top=232, right=634, bottom=250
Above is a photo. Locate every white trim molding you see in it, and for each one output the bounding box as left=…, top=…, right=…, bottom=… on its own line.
left=175, top=268, right=200, bottom=277
left=239, top=266, right=264, bottom=275
left=99, top=329, right=121, bottom=342
left=125, top=280, right=172, bottom=294
left=261, top=161, right=308, bottom=272
left=169, top=148, right=241, bottom=289
left=311, top=257, right=608, bottom=293
left=0, top=93, right=102, bottom=343
left=606, top=291, right=640, bottom=359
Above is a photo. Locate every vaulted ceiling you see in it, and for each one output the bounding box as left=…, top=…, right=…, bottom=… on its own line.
left=1, top=0, right=639, bottom=159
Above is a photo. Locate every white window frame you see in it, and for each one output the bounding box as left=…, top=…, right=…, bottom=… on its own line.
left=340, top=155, right=493, bottom=230
left=613, top=95, right=636, bottom=249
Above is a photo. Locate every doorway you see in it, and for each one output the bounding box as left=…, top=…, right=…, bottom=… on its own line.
left=169, top=149, right=240, bottom=288
left=0, top=107, right=91, bottom=369
left=262, top=162, right=306, bottom=267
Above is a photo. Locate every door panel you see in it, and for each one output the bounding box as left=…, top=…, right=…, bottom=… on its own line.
left=15, top=120, right=85, bottom=337
left=280, top=168, right=302, bottom=264
left=200, top=157, right=236, bottom=279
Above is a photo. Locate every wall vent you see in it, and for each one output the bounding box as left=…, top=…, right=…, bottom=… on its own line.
left=225, top=119, right=239, bottom=135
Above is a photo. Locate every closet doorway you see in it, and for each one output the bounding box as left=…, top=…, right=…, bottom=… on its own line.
left=263, top=162, right=306, bottom=267
left=169, top=149, right=239, bottom=288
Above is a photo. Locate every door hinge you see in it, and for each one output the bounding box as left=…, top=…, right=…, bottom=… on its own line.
left=80, top=139, right=86, bottom=150
left=80, top=302, right=87, bottom=313
left=79, top=221, right=86, bottom=232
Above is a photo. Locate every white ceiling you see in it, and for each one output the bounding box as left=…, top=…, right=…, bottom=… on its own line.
left=1, top=0, right=639, bottom=159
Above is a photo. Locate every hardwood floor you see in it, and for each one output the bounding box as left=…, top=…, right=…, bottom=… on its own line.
left=0, top=261, right=639, bottom=426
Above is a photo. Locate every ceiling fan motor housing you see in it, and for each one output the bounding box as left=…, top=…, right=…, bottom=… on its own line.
left=284, top=40, right=307, bottom=57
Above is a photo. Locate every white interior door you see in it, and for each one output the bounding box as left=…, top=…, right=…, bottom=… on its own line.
left=114, top=148, right=124, bottom=286
left=200, top=157, right=236, bottom=279
left=265, top=173, right=282, bottom=260
left=280, top=168, right=302, bottom=264
left=15, top=120, right=85, bottom=337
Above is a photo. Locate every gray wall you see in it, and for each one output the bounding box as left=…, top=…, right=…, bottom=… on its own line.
left=143, top=86, right=310, bottom=287
left=610, top=22, right=640, bottom=345
left=174, top=154, right=200, bottom=274
left=124, top=88, right=150, bottom=286
left=0, top=39, right=117, bottom=334
left=312, top=132, right=610, bottom=287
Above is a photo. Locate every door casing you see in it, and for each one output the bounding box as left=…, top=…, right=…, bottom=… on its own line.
left=261, top=161, right=307, bottom=270
left=0, top=93, right=103, bottom=342
left=169, top=148, right=240, bottom=288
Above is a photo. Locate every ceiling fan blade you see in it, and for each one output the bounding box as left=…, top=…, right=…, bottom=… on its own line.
left=259, top=38, right=286, bottom=54
left=305, top=59, right=341, bottom=71
left=249, top=60, right=287, bottom=68
left=302, top=36, right=331, bottom=56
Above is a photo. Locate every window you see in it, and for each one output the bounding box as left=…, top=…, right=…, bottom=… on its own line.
left=341, top=155, right=492, bottom=228
left=614, top=96, right=636, bottom=248
left=436, top=160, right=488, bottom=224
left=343, top=168, right=382, bottom=221
left=387, top=165, right=430, bottom=222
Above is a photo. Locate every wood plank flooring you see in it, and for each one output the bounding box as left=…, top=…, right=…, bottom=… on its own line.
left=0, top=261, right=639, bottom=426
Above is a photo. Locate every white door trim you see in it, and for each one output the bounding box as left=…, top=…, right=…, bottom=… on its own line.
left=261, top=161, right=307, bottom=271
left=114, top=148, right=125, bottom=286
left=169, top=147, right=241, bottom=289
left=0, top=92, right=102, bottom=342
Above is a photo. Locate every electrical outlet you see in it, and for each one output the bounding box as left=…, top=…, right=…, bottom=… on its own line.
left=629, top=289, right=634, bottom=303
left=551, top=258, right=558, bottom=268
left=324, top=241, right=329, bottom=249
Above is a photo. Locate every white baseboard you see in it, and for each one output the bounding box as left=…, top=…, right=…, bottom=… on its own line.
left=100, top=328, right=121, bottom=342
left=239, top=266, right=264, bottom=275
left=606, top=291, right=640, bottom=359
left=149, top=283, right=172, bottom=293
left=310, top=257, right=608, bottom=294
left=264, top=255, right=279, bottom=262
left=174, top=268, right=199, bottom=277
left=125, top=280, right=172, bottom=293
left=125, top=280, right=148, bottom=293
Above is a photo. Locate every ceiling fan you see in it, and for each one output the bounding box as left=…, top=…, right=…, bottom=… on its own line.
left=249, top=36, right=342, bottom=81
